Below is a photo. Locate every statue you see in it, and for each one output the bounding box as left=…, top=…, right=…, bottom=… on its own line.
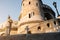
left=6, top=15, right=13, bottom=36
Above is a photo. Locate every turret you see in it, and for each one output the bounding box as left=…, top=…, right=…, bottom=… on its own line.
left=18, top=0, right=45, bottom=34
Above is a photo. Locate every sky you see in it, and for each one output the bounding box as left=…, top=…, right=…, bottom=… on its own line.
left=0, top=0, right=60, bottom=24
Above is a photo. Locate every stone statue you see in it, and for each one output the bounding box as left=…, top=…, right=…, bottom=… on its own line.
left=6, top=15, right=13, bottom=36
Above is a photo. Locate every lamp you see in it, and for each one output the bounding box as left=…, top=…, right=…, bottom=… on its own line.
left=53, top=2, right=59, bottom=16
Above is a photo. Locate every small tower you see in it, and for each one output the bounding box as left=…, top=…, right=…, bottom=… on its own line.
left=18, top=0, right=44, bottom=34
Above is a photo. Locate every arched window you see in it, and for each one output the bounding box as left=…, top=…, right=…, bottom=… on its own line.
left=36, top=3, right=38, bottom=6
left=28, top=12, right=35, bottom=18
left=29, top=14, right=31, bottom=18
left=31, top=12, right=34, bottom=16
left=29, top=1, right=31, bottom=4
left=54, top=21, right=56, bottom=25
left=32, top=12, right=34, bottom=16
left=47, top=23, right=50, bottom=27
left=38, top=26, right=41, bottom=30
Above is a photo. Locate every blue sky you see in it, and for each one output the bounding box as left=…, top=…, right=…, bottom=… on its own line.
left=0, top=0, right=60, bottom=23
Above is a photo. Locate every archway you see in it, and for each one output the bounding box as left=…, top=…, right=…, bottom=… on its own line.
left=44, top=13, right=54, bottom=20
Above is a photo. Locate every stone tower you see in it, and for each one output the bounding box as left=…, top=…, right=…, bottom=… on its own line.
left=19, top=0, right=44, bottom=20
left=18, top=0, right=44, bottom=34
left=18, top=0, right=57, bottom=34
